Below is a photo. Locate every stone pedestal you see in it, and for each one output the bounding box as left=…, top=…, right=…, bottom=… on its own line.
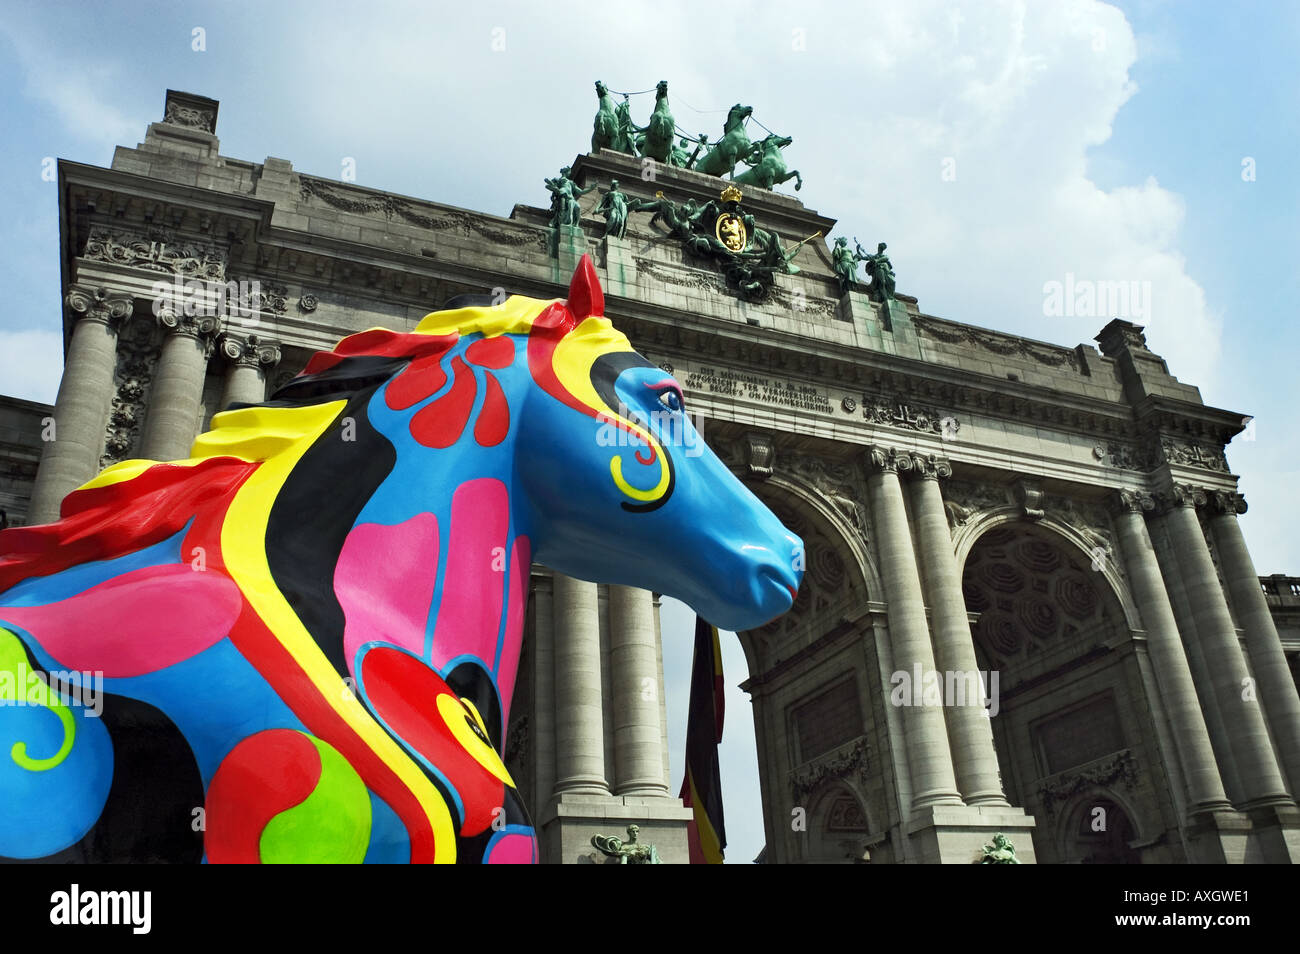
left=601, top=235, right=637, bottom=299
left=904, top=804, right=1038, bottom=864
left=537, top=793, right=694, bottom=865
left=552, top=225, right=588, bottom=284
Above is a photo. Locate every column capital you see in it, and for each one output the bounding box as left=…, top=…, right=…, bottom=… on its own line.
left=1108, top=488, right=1157, bottom=515
left=219, top=332, right=282, bottom=370
left=1154, top=482, right=1206, bottom=514
left=905, top=452, right=952, bottom=481
left=864, top=444, right=913, bottom=475
left=66, top=285, right=133, bottom=328
left=156, top=308, right=220, bottom=342
left=1205, top=489, right=1248, bottom=516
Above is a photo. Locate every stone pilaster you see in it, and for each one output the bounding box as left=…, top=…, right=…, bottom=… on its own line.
left=138, top=309, right=218, bottom=461
left=865, top=445, right=963, bottom=811
left=607, top=585, right=669, bottom=796
left=28, top=286, right=134, bottom=524
left=218, top=333, right=281, bottom=410
left=1205, top=490, right=1300, bottom=798
left=550, top=573, right=609, bottom=796
left=530, top=575, right=557, bottom=810
left=904, top=453, right=1007, bottom=806
left=1110, top=489, right=1233, bottom=815
left=1153, top=484, right=1291, bottom=808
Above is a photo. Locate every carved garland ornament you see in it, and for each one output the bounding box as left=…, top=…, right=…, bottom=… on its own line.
left=1035, top=750, right=1139, bottom=817
left=790, top=737, right=871, bottom=802
left=299, top=177, right=547, bottom=249
left=83, top=226, right=227, bottom=281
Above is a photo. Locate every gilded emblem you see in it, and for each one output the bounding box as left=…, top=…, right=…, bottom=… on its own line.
left=715, top=212, right=747, bottom=252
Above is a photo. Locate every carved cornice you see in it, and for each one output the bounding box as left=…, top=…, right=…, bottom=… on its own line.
left=219, top=333, right=282, bottom=370
left=66, top=285, right=134, bottom=329
left=1205, top=490, right=1248, bottom=517
left=790, top=737, right=870, bottom=803
left=299, top=176, right=548, bottom=250
left=83, top=225, right=228, bottom=280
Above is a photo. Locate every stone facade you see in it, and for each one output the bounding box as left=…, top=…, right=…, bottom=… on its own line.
left=5, top=89, right=1300, bottom=863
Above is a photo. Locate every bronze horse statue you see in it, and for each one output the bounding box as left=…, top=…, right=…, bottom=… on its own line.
left=734, top=134, right=802, bottom=192
left=690, top=104, right=757, bottom=180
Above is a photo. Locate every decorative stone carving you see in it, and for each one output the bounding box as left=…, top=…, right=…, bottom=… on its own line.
left=299, top=176, right=548, bottom=250
left=840, top=396, right=857, bottom=414
left=504, top=714, right=529, bottom=766
left=1205, top=490, right=1247, bottom=516
left=906, top=452, right=952, bottom=481
left=744, top=431, right=775, bottom=479
left=298, top=293, right=319, bottom=313
left=864, top=445, right=913, bottom=475
left=1109, top=488, right=1156, bottom=515
left=790, top=737, right=870, bottom=802
left=1158, top=438, right=1230, bottom=473
left=66, top=285, right=134, bottom=328
left=101, top=317, right=161, bottom=468
left=862, top=396, right=958, bottom=436
left=943, top=480, right=1007, bottom=530
left=913, top=315, right=1080, bottom=369
left=635, top=257, right=729, bottom=295
left=162, top=91, right=218, bottom=133
left=1011, top=477, right=1045, bottom=521
left=234, top=279, right=288, bottom=316
left=1035, top=749, right=1139, bottom=817
left=1155, top=483, right=1206, bottom=513
left=157, top=309, right=219, bottom=342
left=83, top=226, right=227, bottom=280
left=219, top=333, right=282, bottom=370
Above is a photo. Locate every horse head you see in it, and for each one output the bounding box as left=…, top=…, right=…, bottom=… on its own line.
left=513, top=257, right=803, bottom=631
left=724, top=104, right=754, bottom=132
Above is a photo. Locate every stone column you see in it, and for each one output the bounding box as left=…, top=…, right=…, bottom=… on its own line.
left=865, top=445, right=963, bottom=810
left=1206, top=490, right=1300, bottom=798
left=551, top=573, right=609, bottom=796
left=28, top=286, right=134, bottom=524
left=905, top=454, right=1007, bottom=806
left=1154, top=484, right=1291, bottom=806
left=607, top=584, right=669, bottom=796
left=1111, top=490, right=1232, bottom=813
left=530, top=575, right=557, bottom=809
left=139, top=310, right=217, bottom=461
left=218, top=333, right=281, bottom=410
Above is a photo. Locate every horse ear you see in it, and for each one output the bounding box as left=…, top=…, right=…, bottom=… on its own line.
left=567, top=254, right=604, bottom=320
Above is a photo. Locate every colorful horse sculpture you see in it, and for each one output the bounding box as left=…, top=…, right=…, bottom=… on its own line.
left=734, top=134, right=803, bottom=192
left=0, top=257, right=802, bottom=863
left=691, top=104, right=757, bottom=180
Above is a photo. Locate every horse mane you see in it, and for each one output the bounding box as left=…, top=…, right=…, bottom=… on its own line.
left=0, top=286, right=598, bottom=592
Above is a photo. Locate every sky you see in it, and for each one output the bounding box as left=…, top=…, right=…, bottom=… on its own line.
left=1, top=0, right=1297, bottom=864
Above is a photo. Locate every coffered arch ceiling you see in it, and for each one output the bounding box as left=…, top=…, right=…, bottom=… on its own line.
left=960, top=522, right=1126, bottom=680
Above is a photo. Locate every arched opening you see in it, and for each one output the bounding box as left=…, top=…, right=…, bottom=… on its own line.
left=723, top=463, right=891, bottom=865
left=959, top=519, right=1154, bottom=864
left=1059, top=791, right=1143, bottom=864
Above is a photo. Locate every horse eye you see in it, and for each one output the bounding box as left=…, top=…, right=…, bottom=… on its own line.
left=658, top=389, right=683, bottom=412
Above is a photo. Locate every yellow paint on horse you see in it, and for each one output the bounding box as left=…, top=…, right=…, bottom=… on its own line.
left=414, top=293, right=560, bottom=338
left=213, top=400, right=460, bottom=862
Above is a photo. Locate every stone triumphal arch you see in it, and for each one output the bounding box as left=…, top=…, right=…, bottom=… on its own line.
left=4, top=90, right=1299, bottom=863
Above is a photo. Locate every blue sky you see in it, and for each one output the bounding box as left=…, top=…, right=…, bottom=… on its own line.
left=1, top=1, right=1296, bottom=863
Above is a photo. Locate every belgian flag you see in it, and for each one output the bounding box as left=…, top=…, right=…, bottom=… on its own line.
left=680, top=617, right=726, bottom=864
